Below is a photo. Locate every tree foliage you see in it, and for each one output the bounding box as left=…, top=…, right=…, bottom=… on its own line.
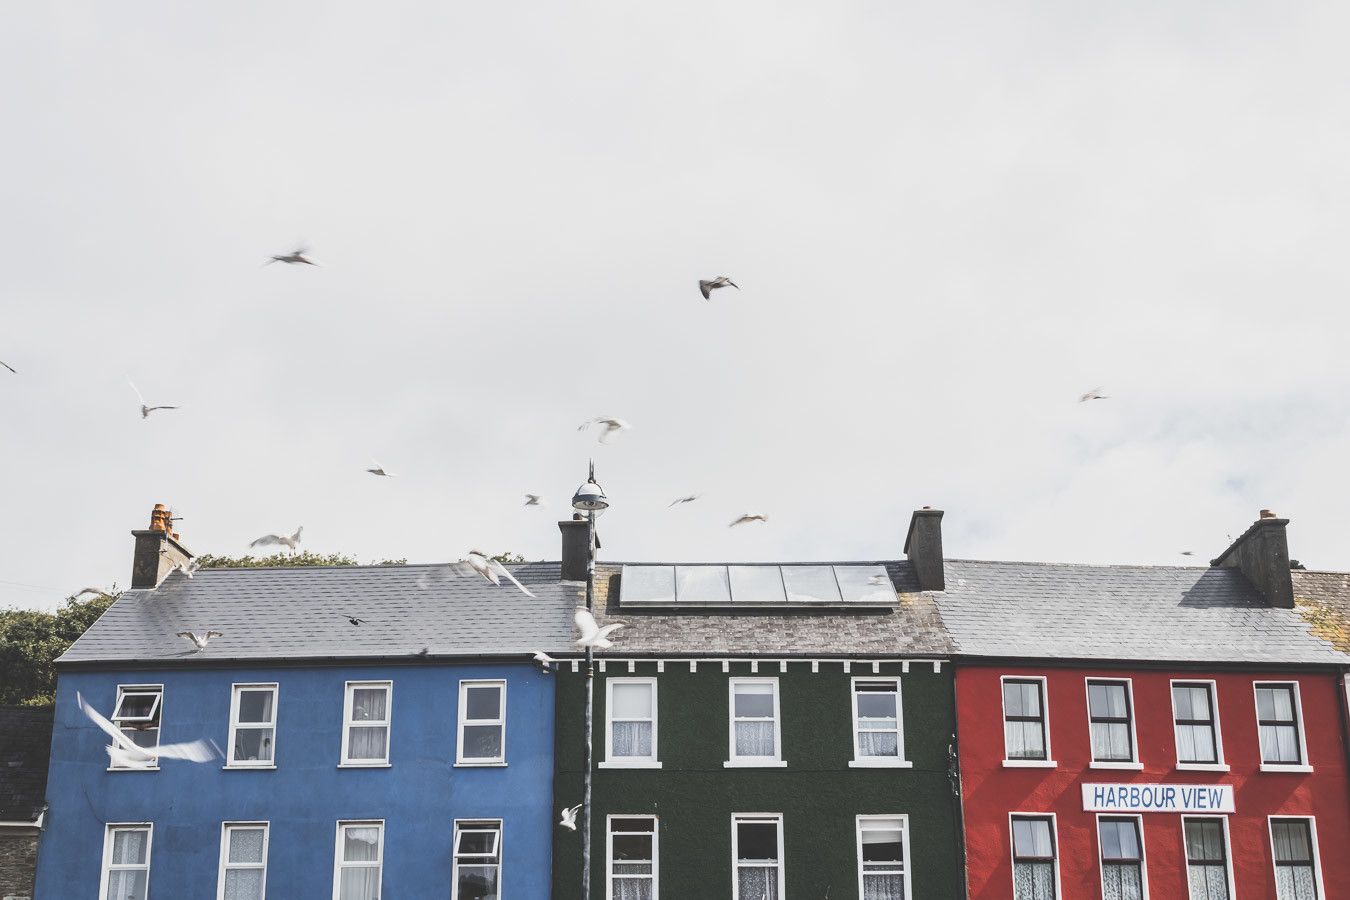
left=0, top=591, right=119, bottom=706
left=195, top=551, right=408, bottom=568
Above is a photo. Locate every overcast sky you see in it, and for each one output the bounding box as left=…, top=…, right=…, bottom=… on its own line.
left=4, top=2, right=1350, bottom=612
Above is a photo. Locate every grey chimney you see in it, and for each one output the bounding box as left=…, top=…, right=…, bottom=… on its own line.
left=130, top=503, right=194, bottom=589
left=904, top=507, right=945, bottom=591
left=559, top=516, right=600, bottom=581
left=1210, top=509, right=1294, bottom=608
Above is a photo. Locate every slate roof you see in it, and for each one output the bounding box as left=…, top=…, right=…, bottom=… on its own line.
left=57, top=562, right=580, bottom=665
left=0, top=706, right=54, bottom=823
left=936, top=559, right=1350, bottom=666
left=1292, top=570, right=1350, bottom=654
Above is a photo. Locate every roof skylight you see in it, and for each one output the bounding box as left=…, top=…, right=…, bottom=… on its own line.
left=618, top=564, right=895, bottom=607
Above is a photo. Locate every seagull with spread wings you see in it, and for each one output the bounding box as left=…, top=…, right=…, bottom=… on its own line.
left=0, top=360, right=14, bottom=374
left=128, top=378, right=179, bottom=419
left=366, top=460, right=395, bottom=477
left=730, top=513, right=769, bottom=528
left=265, top=247, right=317, bottom=266
left=668, top=494, right=700, bottom=508
left=574, top=607, right=624, bottom=649
left=524, top=494, right=544, bottom=507
left=250, top=526, right=303, bottom=553
left=465, top=550, right=536, bottom=597
left=76, top=691, right=217, bottom=768
left=1078, top=388, right=1108, bottom=402
left=699, top=276, right=739, bottom=300
left=578, top=417, right=631, bottom=444
left=70, top=587, right=107, bottom=600
left=559, top=804, right=583, bottom=831
left=176, top=631, right=222, bottom=651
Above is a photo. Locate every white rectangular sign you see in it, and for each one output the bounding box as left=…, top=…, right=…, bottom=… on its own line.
left=1082, top=783, right=1234, bottom=814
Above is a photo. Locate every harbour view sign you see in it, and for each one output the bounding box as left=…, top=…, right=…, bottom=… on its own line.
left=1082, top=783, right=1235, bottom=814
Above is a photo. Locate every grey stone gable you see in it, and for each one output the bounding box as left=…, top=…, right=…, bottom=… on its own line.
left=937, top=559, right=1350, bottom=665
left=0, top=706, right=54, bottom=822
left=57, top=562, right=581, bottom=664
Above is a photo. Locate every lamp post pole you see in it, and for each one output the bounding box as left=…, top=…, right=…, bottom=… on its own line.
left=582, top=504, right=596, bottom=900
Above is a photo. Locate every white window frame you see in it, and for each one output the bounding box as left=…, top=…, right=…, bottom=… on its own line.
left=726, top=678, right=785, bottom=768
left=1000, top=675, right=1055, bottom=768
left=216, top=822, right=269, bottom=900
left=1181, top=816, right=1235, bottom=900
left=1095, top=813, right=1149, bottom=900
left=1253, top=682, right=1313, bottom=773
left=110, top=684, right=165, bottom=771
left=451, top=818, right=503, bottom=900
left=602, top=677, right=660, bottom=768
left=1169, top=679, right=1228, bottom=771
left=1267, top=815, right=1325, bottom=900
left=731, top=813, right=785, bottom=900
left=1084, top=677, right=1143, bottom=770
left=855, top=814, right=912, bottom=900
left=607, top=814, right=659, bottom=900
left=1008, top=812, right=1061, bottom=900
left=332, top=820, right=384, bottom=900
left=456, top=679, right=507, bottom=766
left=849, top=677, right=911, bottom=768
left=98, top=823, right=153, bottom=900
left=340, top=681, right=392, bottom=767
left=227, top=683, right=279, bottom=770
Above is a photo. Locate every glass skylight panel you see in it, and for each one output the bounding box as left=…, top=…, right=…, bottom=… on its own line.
left=728, top=566, right=788, bottom=604
left=675, top=566, right=732, bottom=604
left=621, top=566, right=676, bottom=604
left=835, top=565, right=895, bottom=603
left=782, top=566, right=843, bottom=603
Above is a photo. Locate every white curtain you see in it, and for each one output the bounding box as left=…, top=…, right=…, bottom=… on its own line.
left=1274, top=867, right=1318, bottom=900
left=352, top=689, right=387, bottom=721
left=338, top=869, right=379, bottom=900
left=1004, top=721, right=1044, bottom=758
left=228, top=829, right=265, bottom=864
left=863, top=874, right=904, bottom=900
left=1188, top=865, right=1229, bottom=900
left=859, top=731, right=899, bottom=756
left=1176, top=724, right=1215, bottom=763
left=1013, top=862, right=1055, bottom=900
left=612, top=722, right=652, bottom=756
left=1091, top=722, right=1131, bottom=760
left=737, top=866, right=778, bottom=899
left=223, top=869, right=264, bottom=900
left=1102, top=865, right=1144, bottom=900
left=105, top=870, right=147, bottom=900
left=612, top=878, right=653, bottom=900
left=735, top=722, right=775, bottom=756
left=349, top=725, right=387, bottom=760
left=111, top=830, right=148, bottom=864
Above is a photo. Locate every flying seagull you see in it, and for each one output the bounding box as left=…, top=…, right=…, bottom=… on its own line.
left=365, top=460, right=395, bottom=477
left=76, top=691, right=217, bottom=767
left=1180, top=551, right=1195, bottom=557
left=524, top=494, right=544, bottom=507
left=578, top=417, right=632, bottom=444
left=465, top=550, right=536, bottom=598
left=250, top=526, right=303, bottom=552
left=574, top=607, right=624, bottom=649
left=1078, top=388, right=1108, bottom=402
left=559, top=804, right=582, bottom=831
left=265, top=247, right=317, bottom=266
left=70, top=587, right=107, bottom=600
left=176, top=631, right=222, bottom=651
left=698, top=276, right=739, bottom=300
left=0, top=360, right=14, bottom=374
left=730, top=513, right=769, bottom=528
left=343, top=615, right=367, bottom=626
left=668, top=494, right=700, bottom=508
left=128, top=378, right=179, bottom=419
left=532, top=650, right=556, bottom=672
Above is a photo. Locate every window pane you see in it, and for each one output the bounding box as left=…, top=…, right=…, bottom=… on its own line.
left=465, top=685, right=502, bottom=721
left=1261, top=725, right=1300, bottom=763
left=457, top=830, right=498, bottom=856
left=861, top=831, right=903, bottom=864
left=1092, top=723, right=1132, bottom=760
left=621, top=565, right=676, bottom=604
left=857, top=692, right=897, bottom=720
left=858, top=731, right=899, bottom=757
left=613, top=833, right=653, bottom=861
left=612, top=818, right=655, bottom=832
left=455, top=866, right=499, bottom=900
left=835, top=565, right=894, bottom=603
left=612, top=721, right=653, bottom=757
left=737, top=867, right=778, bottom=899
left=461, top=724, right=503, bottom=760
left=1090, top=683, right=1128, bottom=718
left=338, top=868, right=379, bottom=900
left=111, top=829, right=148, bottom=865
left=347, top=726, right=387, bottom=760
left=612, top=683, right=653, bottom=719
left=1013, top=819, right=1052, bottom=858
left=863, top=873, right=905, bottom=900
left=1271, top=822, right=1312, bottom=862
left=735, top=722, right=775, bottom=756
left=238, top=690, right=273, bottom=724
left=781, top=566, right=842, bottom=603
left=727, top=565, right=787, bottom=603
left=115, top=693, right=159, bottom=720
left=1005, top=721, right=1045, bottom=759
left=736, top=822, right=779, bottom=861
left=734, top=684, right=775, bottom=718
left=343, top=827, right=380, bottom=862
left=222, top=868, right=264, bottom=900
left=1188, top=865, right=1229, bottom=900
left=1099, top=820, right=1139, bottom=860
left=1012, top=861, right=1055, bottom=900
left=227, top=827, right=266, bottom=864
left=675, top=565, right=732, bottom=603
left=351, top=688, right=387, bottom=721
left=1102, top=864, right=1143, bottom=900
left=105, top=869, right=147, bottom=900
left=233, top=727, right=274, bottom=762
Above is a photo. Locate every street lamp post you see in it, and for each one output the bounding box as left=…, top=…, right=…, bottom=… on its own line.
left=571, top=464, right=609, bottom=900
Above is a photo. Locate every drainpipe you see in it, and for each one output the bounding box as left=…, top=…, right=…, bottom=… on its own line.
left=948, top=664, right=970, bottom=900
left=582, top=507, right=596, bottom=900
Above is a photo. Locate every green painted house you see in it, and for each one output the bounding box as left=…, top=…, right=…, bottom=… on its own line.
left=551, top=527, right=960, bottom=900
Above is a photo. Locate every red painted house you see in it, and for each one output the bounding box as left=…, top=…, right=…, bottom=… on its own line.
left=910, top=509, right=1350, bottom=900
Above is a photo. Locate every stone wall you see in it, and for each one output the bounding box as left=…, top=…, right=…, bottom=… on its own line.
left=0, top=830, right=37, bottom=900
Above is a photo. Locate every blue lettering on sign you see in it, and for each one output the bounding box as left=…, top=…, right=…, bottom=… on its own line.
left=1094, top=786, right=1107, bottom=807
left=1165, top=786, right=1177, bottom=807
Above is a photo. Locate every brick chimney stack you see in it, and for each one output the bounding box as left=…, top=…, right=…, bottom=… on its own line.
left=1210, top=509, right=1294, bottom=608
left=130, top=503, right=194, bottom=589
left=904, top=507, right=946, bottom=592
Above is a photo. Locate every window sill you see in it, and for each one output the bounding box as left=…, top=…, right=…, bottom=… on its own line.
left=222, top=764, right=277, bottom=771
left=1090, top=761, right=1144, bottom=771
left=1260, top=763, right=1313, bottom=774
left=1002, top=759, right=1057, bottom=768
left=106, top=766, right=159, bottom=772
left=599, top=761, right=662, bottom=769
left=724, top=760, right=787, bottom=768
left=1176, top=763, right=1230, bottom=773
left=454, top=761, right=507, bottom=768
left=337, top=762, right=392, bottom=769
left=849, top=759, right=913, bottom=768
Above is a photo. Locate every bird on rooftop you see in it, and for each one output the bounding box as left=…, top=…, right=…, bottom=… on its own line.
left=1078, top=388, right=1108, bottom=402
left=1, top=360, right=14, bottom=374
left=730, top=513, right=769, bottom=528
left=366, top=460, right=395, bottom=477
left=176, top=631, right=222, bottom=651
left=265, top=247, right=317, bottom=266
left=668, top=494, right=700, bottom=508
left=465, top=550, right=536, bottom=597
left=76, top=692, right=218, bottom=766
left=559, top=804, right=582, bottom=831
left=699, top=276, right=739, bottom=300
left=250, top=526, right=303, bottom=553
left=574, top=607, right=624, bottom=649
left=578, top=417, right=632, bottom=444
left=524, top=494, right=544, bottom=506
left=532, top=650, right=556, bottom=672
left=167, top=557, right=202, bottom=579
left=128, top=378, right=179, bottom=419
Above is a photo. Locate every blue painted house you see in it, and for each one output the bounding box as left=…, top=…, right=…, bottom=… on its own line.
left=36, top=513, right=575, bottom=900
